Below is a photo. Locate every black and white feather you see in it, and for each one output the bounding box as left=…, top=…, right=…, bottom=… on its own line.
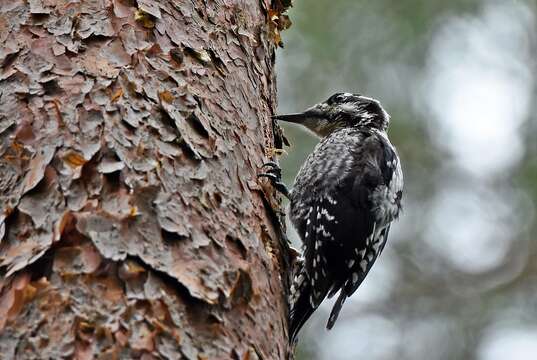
left=273, top=93, right=403, bottom=343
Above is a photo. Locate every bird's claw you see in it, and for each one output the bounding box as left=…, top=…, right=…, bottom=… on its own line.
left=261, top=161, right=281, bottom=174
left=258, top=162, right=291, bottom=200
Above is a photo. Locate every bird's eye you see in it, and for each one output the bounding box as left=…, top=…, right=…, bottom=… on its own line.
left=328, top=93, right=345, bottom=104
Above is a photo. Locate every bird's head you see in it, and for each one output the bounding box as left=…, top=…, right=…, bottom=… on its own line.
left=273, top=93, right=390, bottom=137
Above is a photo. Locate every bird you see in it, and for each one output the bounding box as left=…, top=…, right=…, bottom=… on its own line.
left=259, top=92, right=403, bottom=343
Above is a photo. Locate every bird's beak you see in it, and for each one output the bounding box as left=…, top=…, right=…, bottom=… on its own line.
left=272, top=106, right=325, bottom=124
left=271, top=113, right=308, bottom=123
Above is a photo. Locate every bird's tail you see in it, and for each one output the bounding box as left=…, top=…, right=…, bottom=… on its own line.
left=288, top=265, right=316, bottom=344
left=326, top=289, right=347, bottom=329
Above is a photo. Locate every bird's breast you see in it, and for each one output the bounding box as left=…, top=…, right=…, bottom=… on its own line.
left=370, top=158, right=403, bottom=224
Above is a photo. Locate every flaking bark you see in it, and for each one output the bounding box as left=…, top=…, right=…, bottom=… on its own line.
left=0, top=0, right=292, bottom=358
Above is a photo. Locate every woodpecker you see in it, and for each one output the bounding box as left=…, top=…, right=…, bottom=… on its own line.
left=260, top=92, right=403, bottom=343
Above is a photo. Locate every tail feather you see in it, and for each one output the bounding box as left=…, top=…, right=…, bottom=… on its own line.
left=326, top=289, right=347, bottom=329
left=288, top=265, right=316, bottom=343
left=289, top=286, right=316, bottom=343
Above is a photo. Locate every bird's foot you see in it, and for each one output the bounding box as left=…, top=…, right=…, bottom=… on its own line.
left=258, top=162, right=291, bottom=200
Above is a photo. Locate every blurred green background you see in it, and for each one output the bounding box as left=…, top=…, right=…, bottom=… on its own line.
left=275, top=0, right=537, bottom=359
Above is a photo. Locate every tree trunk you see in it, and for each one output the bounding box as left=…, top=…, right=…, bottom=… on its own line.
left=0, top=0, right=292, bottom=358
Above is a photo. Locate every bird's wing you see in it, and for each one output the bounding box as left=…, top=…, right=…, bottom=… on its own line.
left=302, top=134, right=389, bottom=302
left=302, top=193, right=341, bottom=307
left=321, top=134, right=399, bottom=328
left=289, top=131, right=402, bottom=338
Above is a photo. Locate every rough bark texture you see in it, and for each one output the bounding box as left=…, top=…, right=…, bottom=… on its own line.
left=0, top=0, right=292, bottom=358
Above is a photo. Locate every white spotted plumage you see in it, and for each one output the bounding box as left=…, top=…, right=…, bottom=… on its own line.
left=281, top=93, right=403, bottom=343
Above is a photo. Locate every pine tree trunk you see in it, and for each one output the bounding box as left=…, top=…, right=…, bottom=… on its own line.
left=0, top=0, right=291, bottom=358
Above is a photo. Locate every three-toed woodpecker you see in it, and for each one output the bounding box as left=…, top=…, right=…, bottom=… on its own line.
left=262, top=93, right=403, bottom=343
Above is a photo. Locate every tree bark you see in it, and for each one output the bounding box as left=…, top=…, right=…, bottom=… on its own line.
left=0, top=0, right=291, bottom=358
